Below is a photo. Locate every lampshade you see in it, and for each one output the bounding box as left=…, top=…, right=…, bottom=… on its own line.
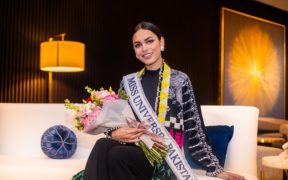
left=40, top=41, right=85, bottom=72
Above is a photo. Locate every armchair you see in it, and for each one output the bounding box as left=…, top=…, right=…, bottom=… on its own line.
left=195, top=106, right=259, bottom=180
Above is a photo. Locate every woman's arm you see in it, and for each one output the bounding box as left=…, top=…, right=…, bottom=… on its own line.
left=181, top=76, right=223, bottom=176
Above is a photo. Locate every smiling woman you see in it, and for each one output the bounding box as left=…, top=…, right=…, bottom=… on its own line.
left=132, top=25, right=165, bottom=70
left=81, top=21, right=245, bottom=180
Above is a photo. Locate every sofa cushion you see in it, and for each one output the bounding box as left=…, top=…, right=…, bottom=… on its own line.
left=206, top=125, right=234, bottom=166
left=0, top=156, right=87, bottom=180
left=41, top=125, right=77, bottom=159
left=185, top=125, right=234, bottom=168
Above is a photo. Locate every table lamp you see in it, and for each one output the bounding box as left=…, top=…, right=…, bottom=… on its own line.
left=40, top=33, right=85, bottom=102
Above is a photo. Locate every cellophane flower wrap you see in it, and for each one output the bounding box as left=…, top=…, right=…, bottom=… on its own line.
left=64, top=86, right=168, bottom=166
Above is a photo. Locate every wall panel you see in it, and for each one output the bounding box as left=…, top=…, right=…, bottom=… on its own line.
left=0, top=0, right=100, bottom=103
left=0, top=0, right=287, bottom=117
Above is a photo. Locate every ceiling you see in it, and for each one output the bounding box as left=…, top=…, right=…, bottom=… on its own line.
left=255, top=0, right=288, bottom=12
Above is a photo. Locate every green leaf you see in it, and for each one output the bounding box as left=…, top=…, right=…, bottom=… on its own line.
left=82, top=99, right=87, bottom=103
left=85, top=86, right=93, bottom=94
left=118, top=89, right=129, bottom=100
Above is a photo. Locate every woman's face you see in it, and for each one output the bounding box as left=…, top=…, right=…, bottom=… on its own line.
left=132, top=29, right=164, bottom=70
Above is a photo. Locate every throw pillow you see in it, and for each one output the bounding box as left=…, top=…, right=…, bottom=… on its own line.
left=41, top=125, right=77, bottom=159
left=184, top=125, right=234, bottom=168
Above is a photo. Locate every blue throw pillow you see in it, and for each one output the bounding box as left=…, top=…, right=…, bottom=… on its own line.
left=41, top=125, right=77, bottom=159
left=184, top=125, right=234, bottom=168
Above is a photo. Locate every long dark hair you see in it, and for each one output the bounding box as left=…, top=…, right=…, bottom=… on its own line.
left=133, top=21, right=162, bottom=39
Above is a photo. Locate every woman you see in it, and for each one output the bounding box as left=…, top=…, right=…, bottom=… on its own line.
left=83, top=21, right=245, bottom=180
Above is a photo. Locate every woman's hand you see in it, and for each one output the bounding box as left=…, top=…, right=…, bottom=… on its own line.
left=217, top=171, right=246, bottom=180
left=111, top=127, right=145, bottom=143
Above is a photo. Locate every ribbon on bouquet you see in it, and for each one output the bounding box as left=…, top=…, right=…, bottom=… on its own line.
left=123, top=74, right=197, bottom=180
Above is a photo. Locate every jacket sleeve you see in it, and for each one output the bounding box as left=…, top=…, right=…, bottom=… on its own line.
left=182, top=76, right=223, bottom=177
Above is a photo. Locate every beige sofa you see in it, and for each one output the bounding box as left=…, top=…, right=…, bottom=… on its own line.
left=0, top=103, right=259, bottom=180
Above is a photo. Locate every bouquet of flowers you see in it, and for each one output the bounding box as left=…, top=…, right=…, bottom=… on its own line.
left=64, top=86, right=168, bottom=166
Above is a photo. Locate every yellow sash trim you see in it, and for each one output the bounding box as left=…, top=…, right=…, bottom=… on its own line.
left=138, top=63, right=171, bottom=123
left=138, top=68, right=145, bottom=76
left=158, top=63, right=171, bottom=123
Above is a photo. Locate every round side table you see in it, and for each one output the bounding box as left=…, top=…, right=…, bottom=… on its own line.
left=262, top=156, right=288, bottom=169
left=257, top=137, right=285, bottom=144
left=262, top=156, right=288, bottom=180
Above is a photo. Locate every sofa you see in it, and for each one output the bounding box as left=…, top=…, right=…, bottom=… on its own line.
left=0, top=103, right=259, bottom=180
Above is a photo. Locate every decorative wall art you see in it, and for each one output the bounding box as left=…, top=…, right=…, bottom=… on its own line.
left=220, top=7, right=286, bottom=118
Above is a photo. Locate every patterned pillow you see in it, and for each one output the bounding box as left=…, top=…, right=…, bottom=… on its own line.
left=41, top=125, right=77, bottom=159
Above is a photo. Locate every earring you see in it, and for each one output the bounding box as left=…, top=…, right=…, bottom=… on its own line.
left=161, top=46, right=165, bottom=52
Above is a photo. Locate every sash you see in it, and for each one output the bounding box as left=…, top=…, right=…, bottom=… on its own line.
left=123, top=73, right=197, bottom=180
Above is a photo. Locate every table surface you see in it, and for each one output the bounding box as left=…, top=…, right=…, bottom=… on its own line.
left=257, top=136, right=285, bottom=144
left=262, top=156, right=288, bottom=169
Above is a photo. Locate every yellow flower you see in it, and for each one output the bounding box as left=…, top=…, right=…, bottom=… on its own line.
left=160, top=92, right=168, bottom=99
left=158, top=116, right=165, bottom=122
left=161, top=81, right=169, bottom=89
left=158, top=104, right=168, bottom=116
left=162, top=71, right=170, bottom=79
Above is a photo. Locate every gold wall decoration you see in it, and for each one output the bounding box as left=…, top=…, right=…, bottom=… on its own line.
left=220, top=7, right=286, bottom=118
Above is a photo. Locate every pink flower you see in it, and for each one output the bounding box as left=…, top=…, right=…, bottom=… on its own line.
left=94, top=90, right=110, bottom=99
left=81, top=107, right=102, bottom=128
left=77, top=111, right=87, bottom=118
left=90, top=89, right=119, bottom=104
left=102, top=94, right=119, bottom=101
left=65, top=86, right=122, bottom=131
